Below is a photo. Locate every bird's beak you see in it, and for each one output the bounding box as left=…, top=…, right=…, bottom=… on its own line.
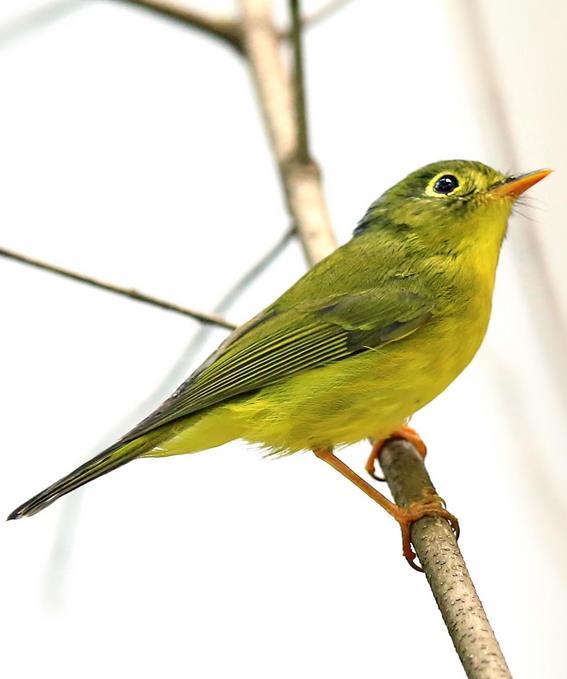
left=489, top=168, right=552, bottom=198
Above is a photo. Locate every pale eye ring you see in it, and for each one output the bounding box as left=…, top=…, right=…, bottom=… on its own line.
left=433, top=174, right=459, bottom=195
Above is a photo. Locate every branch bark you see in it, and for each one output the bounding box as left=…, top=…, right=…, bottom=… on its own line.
left=380, top=441, right=512, bottom=677
left=0, top=246, right=235, bottom=330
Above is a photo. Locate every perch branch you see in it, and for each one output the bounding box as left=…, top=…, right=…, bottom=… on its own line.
left=0, top=246, right=235, bottom=330
left=380, top=441, right=512, bottom=678
left=240, top=1, right=512, bottom=677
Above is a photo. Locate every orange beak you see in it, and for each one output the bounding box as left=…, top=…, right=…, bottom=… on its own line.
left=489, top=168, right=552, bottom=198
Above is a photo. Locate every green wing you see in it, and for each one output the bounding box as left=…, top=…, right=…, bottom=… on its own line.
left=123, top=289, right=433, bottom=442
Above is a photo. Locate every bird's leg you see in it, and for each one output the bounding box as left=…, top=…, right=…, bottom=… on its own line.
left=313, top=447, right=459, bottom=571
left=365, top=426, right=427, bottom=481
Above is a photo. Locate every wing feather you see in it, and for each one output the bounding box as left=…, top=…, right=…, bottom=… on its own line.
left=121, top=289, right=433, bottom=442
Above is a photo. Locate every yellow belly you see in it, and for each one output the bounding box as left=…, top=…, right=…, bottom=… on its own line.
left=147, top=309, right=489, bottom=457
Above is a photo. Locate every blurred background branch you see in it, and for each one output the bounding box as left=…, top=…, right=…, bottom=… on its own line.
left=0, top=0, right=82, bottom=50
left=113, top=0, right=244, bottom=51
left=111, top=0, right=356, bottom=47
left=461, top=0, right=567, bottom=406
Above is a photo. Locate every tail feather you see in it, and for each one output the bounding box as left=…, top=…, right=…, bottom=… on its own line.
left=7, top=434, right=156, bottom=520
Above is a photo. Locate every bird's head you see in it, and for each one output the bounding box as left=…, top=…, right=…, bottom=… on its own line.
left=356, top=160, right=551, bottom=252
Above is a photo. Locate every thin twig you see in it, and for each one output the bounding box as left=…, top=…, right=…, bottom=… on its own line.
left=212, top=225, right=297, bottom=313
left=290, top=0, right=310, bottom=163
left=302, top=0, right=356, bottom=29
left=0, top=0, right=83, bottom=50
left=241, top=2, right=511, bottom=676
left=145, top=225, right=297, bottom=384
left=112, top=0, right=243, bottom=52
left=0, top=247, right=235, bottom=330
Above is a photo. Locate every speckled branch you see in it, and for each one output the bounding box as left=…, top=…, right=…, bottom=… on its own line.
left=380, top=441, right=512, bottom=678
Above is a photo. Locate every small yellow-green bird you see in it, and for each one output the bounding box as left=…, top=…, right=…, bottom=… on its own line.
left=8, top=160, right=550, bottom=567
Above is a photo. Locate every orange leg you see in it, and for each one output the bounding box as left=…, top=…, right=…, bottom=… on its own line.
left=313, top=447, right=459, bottom=571
left=365, top=426, right=427, bottom=481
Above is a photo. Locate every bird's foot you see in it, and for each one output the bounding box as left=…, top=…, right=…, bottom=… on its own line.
left=392, top=488, right=460, bottom=571
left=365, top=426, right=427, bottom=481
left=313, top=448, right=459, bottom=572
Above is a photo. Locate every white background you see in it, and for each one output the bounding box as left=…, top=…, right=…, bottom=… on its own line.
left=1, top=1, right=566, bottom=677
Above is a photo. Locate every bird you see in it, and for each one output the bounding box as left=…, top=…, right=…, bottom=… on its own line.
left=8, top=160, right=550, bottom=568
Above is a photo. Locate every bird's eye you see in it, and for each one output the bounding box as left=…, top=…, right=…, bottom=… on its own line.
left=433, top=174, right=459, bottom=195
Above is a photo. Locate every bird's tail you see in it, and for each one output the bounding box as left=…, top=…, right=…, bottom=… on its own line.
left=7, top=432, right=160, bottom=520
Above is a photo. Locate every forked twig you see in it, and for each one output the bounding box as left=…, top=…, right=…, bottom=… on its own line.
left=113, top=0, right=243, bottom=52
left=241, top=0, right=336, bottom=263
